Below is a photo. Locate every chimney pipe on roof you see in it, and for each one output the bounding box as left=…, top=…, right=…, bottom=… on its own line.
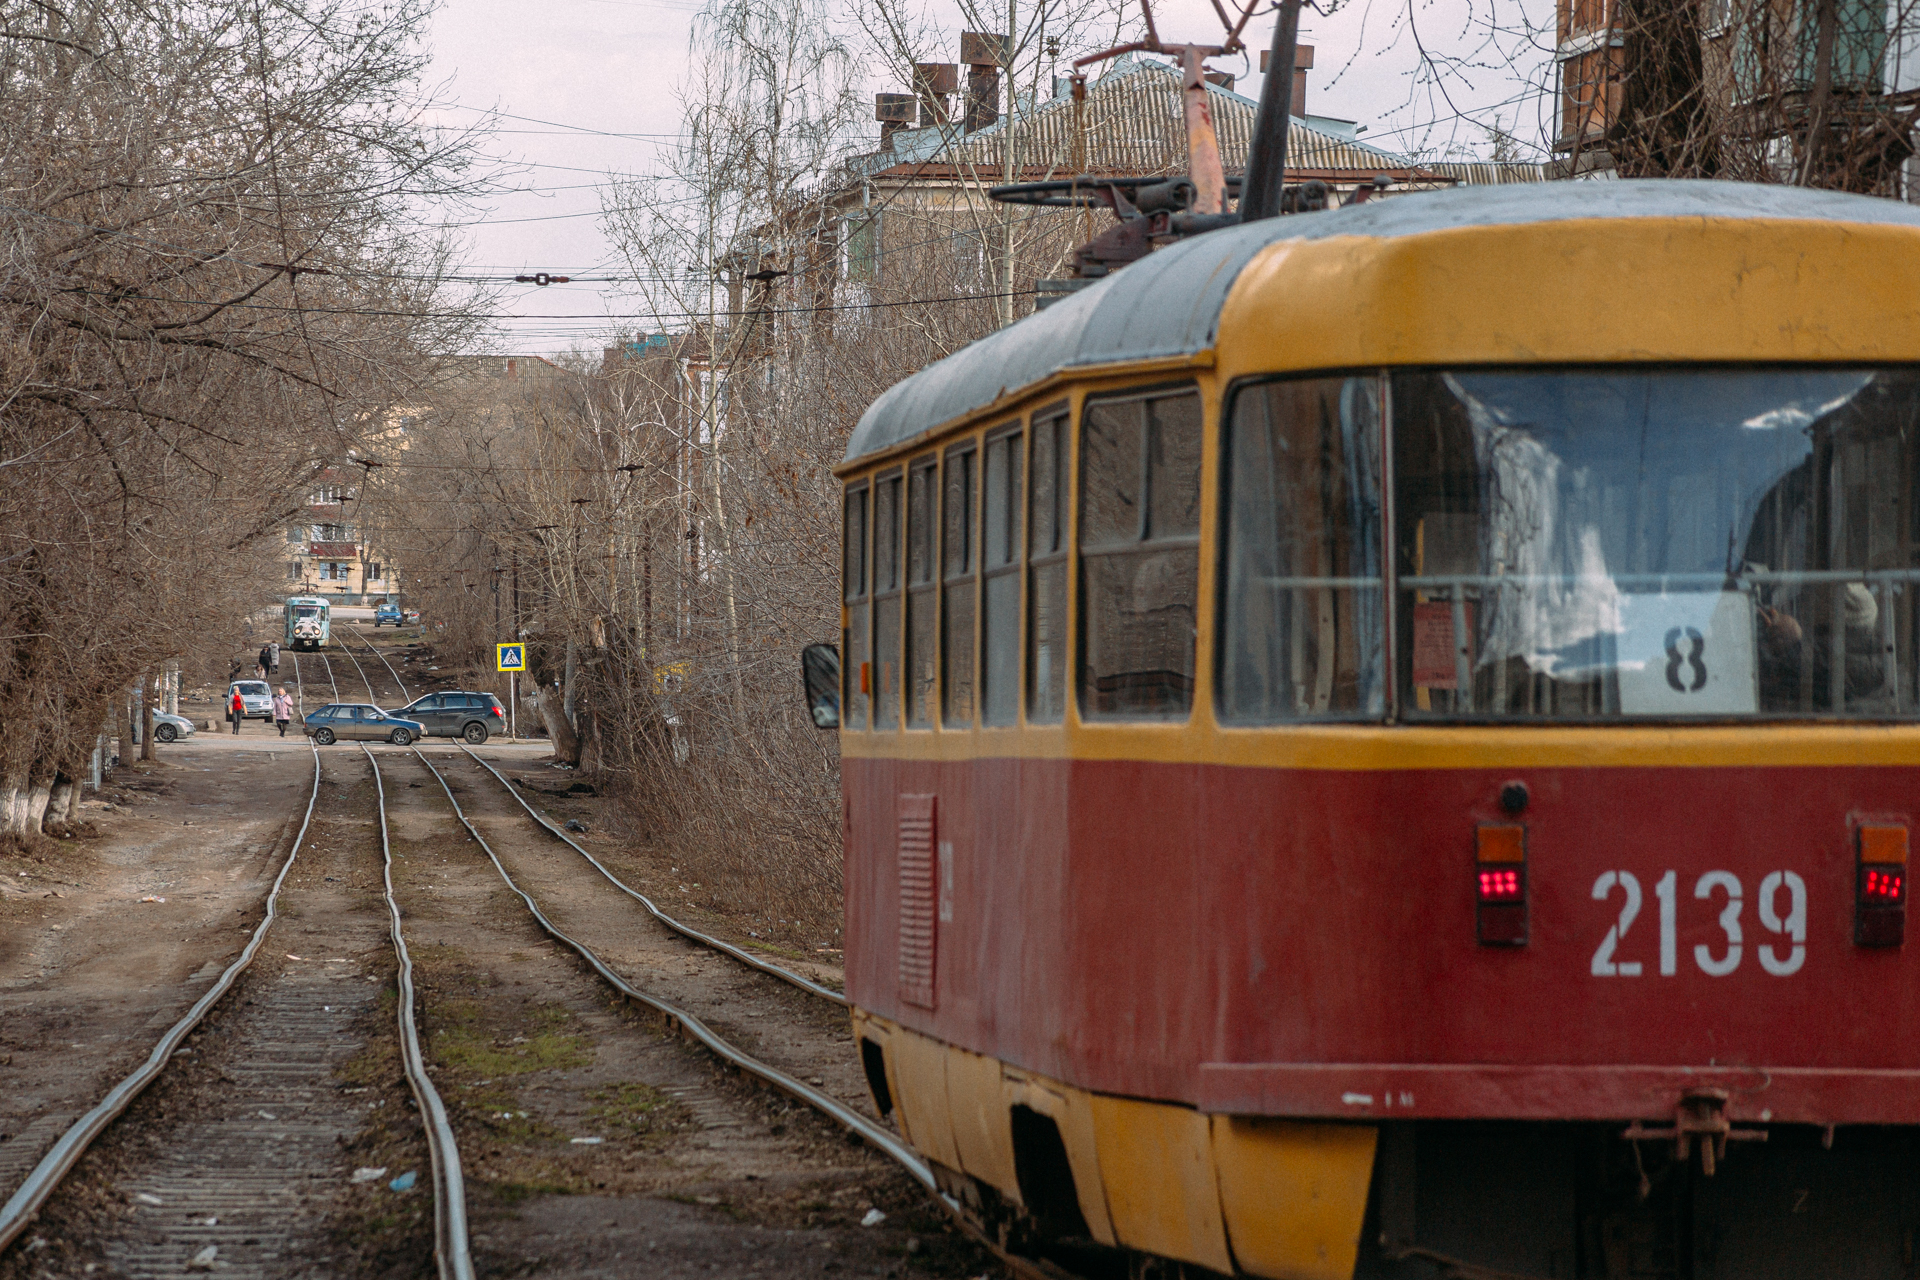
left=1259, top=42, right=1313, bottom=116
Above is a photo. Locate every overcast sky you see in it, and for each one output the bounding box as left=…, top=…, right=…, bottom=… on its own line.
left=419, top=0, right=1551, bottom=355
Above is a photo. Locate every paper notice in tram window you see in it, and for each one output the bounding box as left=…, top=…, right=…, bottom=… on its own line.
left=1412, top=601, right=1474, bottom=689
left=1614, top=591, right=1758, bottom=715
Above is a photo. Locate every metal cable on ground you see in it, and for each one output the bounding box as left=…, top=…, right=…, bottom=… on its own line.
left=0, top=746, right=323, bottom=1253
left=411, top=749, right=1058, bottom=1280
left=454, top=745, right=847, bottom=1007
left=361, top=747, right=475, bottom=1280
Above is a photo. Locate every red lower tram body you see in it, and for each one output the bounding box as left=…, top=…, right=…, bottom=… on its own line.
left=844, top=752, right=1920, bottom=1279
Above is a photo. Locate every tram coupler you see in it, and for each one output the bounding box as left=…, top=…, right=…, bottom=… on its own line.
left=1621, top=1088, right=1768, bottom=1176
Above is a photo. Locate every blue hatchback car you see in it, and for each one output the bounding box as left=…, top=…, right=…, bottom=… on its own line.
left=303, top=703, right=426, bottom=746
left=373, top=600, right=403, bottom=627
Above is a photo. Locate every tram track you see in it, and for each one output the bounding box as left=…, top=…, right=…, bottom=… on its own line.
left=0, top=745, right=475, bottom=1280
left=335, top=624, right=1045, bottom=1276
left=410, top=746, right=1052, bottom=1279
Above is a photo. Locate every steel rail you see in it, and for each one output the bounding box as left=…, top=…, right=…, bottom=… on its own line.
left=361, top=746, right=475, bottom=1280
left=0, top=746, right=324, bottom=1254
left=453, top=745, right=847, bottom=1006
left=316, top=652, right=341, bottom=701
left=290, top=652, right=306, bottom=717
left=346, top=624, right=412, bottom=703
left=410, top=749, right=1058, bottom=1280
left=336, top=637, right=383, bottom=704
left=410, top=749, right=914, bottom=1167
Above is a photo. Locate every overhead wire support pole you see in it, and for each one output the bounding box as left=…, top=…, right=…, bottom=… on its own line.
left=1239, top=0, right=1302, bottom=221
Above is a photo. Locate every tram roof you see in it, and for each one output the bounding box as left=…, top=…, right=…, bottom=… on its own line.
left=843, top=180, right=1920, bottom=465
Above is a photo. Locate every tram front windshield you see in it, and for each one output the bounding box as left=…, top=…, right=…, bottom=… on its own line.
left=1219, top=366, right=1920, bottom=721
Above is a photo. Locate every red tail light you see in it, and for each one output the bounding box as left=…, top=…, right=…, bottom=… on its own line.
left=1857, top=825, right=1908, bottom=948
left=1475, top=824, right=1528, bottom=946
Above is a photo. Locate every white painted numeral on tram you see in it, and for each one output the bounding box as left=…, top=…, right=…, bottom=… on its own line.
left=1588, top=869, right=1803, bottom=977
left=1757, top=870, right=1808, bottom=976
left=1655, top=870, right=1677, bottom=976
left=1694, top=871, right=1744, bottom=976
left=1590, top=871, right=1644, bottom=976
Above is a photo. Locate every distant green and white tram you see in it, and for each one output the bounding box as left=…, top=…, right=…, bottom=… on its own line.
left=284, top=596, right=330, bottom=650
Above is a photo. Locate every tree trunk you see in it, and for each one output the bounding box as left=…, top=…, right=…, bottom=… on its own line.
left=577, top=705, right=603, bottom=774
left=44, top=777, right=72, bottom=832
left=25, top=782, right=51, bottom=833
left=1615, top=0, right=1718, bottom=178
left=140, top=673, right=157, bottom=760
left=1, top=776, right=20, bottom=835
left=562, top=637, right=578, bottom=730
left=65, top=771, right=83, bottom=823
left=538, top=681, right=581, bottom=765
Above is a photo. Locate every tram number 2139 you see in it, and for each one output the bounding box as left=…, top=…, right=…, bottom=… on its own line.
left=1590, top=870, right=1807, bottom=979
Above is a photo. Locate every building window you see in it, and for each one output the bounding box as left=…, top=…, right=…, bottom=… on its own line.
left=846, top=212, right=881, bottom=283
left=1078, top=386, right=1203, bottom=720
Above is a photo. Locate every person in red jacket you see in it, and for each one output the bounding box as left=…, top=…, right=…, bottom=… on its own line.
left=230, top=687, right=245, bottom=735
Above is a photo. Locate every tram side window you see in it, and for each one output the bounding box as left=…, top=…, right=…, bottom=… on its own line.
left=1028, top=406, right=1070, bottom=722
left=905, top=456, right=939, bottom=727
left=942, top=443, right=978, bottom=727
left=1218, top=376, right=1385, bottom=722
left=1078, top=386, right=1202, bottom=720
left=872, top=472, right=903, bottom=730
left=981, top=427, right=1023, bottom=726
left=842, top=484, right=869, bottom=730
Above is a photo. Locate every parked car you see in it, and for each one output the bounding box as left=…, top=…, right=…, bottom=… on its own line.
left=131, top=710, right=198, bottom=744
left=228, top=680, right=274, bottom=721
left=373, top=600, right=403, bottom=627
left=388, top=690, right=506, bottom=744
left=302, top=703, right=425, bottom=746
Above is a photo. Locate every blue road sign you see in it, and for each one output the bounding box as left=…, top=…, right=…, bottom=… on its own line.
left=495, top=643, right=526, bottom=672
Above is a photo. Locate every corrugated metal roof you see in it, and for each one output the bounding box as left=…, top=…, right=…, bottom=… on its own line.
left=843, top=180, right=1920, bottom=463
left=1417, top=160, right=1549, bottom=185
left=853, top=55, right=1412, bottom=181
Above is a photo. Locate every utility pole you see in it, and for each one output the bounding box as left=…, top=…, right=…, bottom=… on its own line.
left=999, top=0, right=1017, bottom=328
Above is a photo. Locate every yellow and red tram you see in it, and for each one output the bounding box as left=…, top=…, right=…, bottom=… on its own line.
left=828, top=182, right=1920, bottom=1280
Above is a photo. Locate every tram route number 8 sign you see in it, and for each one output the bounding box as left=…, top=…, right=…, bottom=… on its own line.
left=1590, top=868, right=1807, bottom=978
left=495, top=643, right=526, bottom=672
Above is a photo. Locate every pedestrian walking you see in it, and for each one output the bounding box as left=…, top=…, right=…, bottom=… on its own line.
left=230, top=686, right=244, bottom=735
left=273, top=688, right=293, bottom=737
left=267, top=641, right=280, bottom=674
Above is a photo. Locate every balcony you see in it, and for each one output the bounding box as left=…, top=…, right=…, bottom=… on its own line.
left=310, top=542, right=358, bottom=559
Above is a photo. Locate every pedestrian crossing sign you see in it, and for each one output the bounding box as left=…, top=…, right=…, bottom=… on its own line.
left=495, top=643, right=526, bottom=672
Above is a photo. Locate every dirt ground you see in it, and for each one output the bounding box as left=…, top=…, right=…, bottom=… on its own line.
left=0, top=741, right=311, bottom=1199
